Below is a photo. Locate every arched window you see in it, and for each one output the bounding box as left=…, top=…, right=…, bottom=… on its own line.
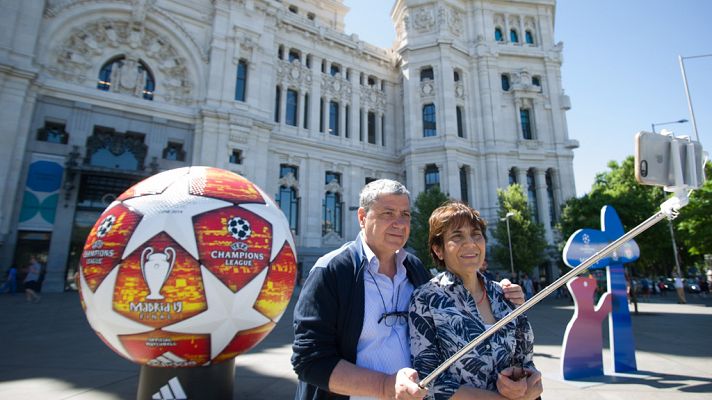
left=494, top=27, right=503, bottom=42
left=329, top=101, right=339, bottom=135
left=286, top=89, right=298, bottom=126
left=425, top=164, right=440, bottom=190
left=420, top=67, right=434, bottom=81
left=319, top=98, right=325, bottom=132
left=510, top=29, right=519, bottom=43
left=459, top=165, right=469, bottom=203
left=323, top=172, right=343, bottom=236
left=345, top=104, right=350, bottom=138
left=501, top=74, right=510, bottom=91
left=456, top=106, right=465, bottom=138
left=277, top=165, right=299, bottom=234
left=520, top=109, right=533, bottom=139
left=525, top=30, right=535, bottom=45
left=509, top=168, right=517, bottom=185
left=368, top=111, right=376, bottom=144
left=97, top=56, right=155, bottom=100
left=303, top=92, right=310, bottom=129
left=454, top=70, right=461, bottom=82
left=532, top=76, right=541, bottom=87
left=527, top=169, right=538, bottom=223
left=546, top=170, right=556, bottom=226
left=288, top=49, right=301, bottom=63
left=422, top=103, right=437, bottom=137
left=274, top=86, right=281, bottom=122
left=235, top=59, right=247, bottom=101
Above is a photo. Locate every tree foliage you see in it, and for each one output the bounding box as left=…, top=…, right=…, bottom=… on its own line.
left=557, top=157, right=711, bottom=277
left=676, top=161, right=712, bottom=257
left=490, top=184, right=547, bottom=276
left=408, top=187, right=450, bottom=270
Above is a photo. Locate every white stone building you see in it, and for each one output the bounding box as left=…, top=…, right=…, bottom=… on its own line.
left=0, top=0, right=577, bottom=292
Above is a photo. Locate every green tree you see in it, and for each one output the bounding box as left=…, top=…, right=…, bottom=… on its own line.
left=557, top=156, right=688, bottom=277
left=676, top=161, right=712, bottom=257
left=408, top=187, right=449, bottom=270
left=491, top=184, right=547, bottom=276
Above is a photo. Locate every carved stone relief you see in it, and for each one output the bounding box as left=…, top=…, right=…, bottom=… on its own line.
left=321, top=74, right=352, bottom=102
left=455, top=82, right=465, bottom=99
left=508, top=15, right=521, bottom=28
left=47, top=19, right=194, bottom=106
left=277, top=59, right=312, bottom=88
left=360, top=86, right=386, bottom=112
left=324, top=178, right=343, bottom=195
left=278, top=172, right=299, bottom=191
left=447, top=7, right=464, bottom=37
left=420, top=79, right=436, bottom=99
left=413, top=7, right=436, bottom=33
left=511, top=70, right=541, bottom=94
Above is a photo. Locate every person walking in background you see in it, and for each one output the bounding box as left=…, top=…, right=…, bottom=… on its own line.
left=673, top=273, right=686, bottom=304
left=23, top=256, right=42, bottom=303
left=522, top=273, right=534, bottom=300
left=0, top=265, right=17, bottom=294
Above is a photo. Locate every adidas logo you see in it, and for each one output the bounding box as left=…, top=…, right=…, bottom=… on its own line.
left=146, top=351, right=197, bottom=367
left=152, top=377, right=187, bottom=400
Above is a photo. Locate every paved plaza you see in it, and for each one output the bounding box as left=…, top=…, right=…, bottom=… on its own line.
left=0, top=289, right=710, bottom=399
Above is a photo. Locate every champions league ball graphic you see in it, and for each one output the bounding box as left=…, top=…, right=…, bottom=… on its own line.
left=227, top=216, right=251, bottom=241
left=77, top=167, right=297, bottom=367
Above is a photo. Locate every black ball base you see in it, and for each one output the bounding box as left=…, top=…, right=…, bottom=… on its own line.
left=136, top=358, right=235, bottom=400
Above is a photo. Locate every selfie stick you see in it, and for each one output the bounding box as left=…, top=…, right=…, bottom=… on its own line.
left=418, top=191, right=690, bottom=389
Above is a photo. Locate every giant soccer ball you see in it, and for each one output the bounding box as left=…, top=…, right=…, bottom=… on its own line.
left=77, top=167, right=297, bottom=367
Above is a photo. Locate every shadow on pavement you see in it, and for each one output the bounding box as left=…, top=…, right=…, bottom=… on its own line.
left=574, top=369, right=712, bottom=392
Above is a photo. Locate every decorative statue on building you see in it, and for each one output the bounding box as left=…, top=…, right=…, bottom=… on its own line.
left=110, top=57, right=146, bottom=96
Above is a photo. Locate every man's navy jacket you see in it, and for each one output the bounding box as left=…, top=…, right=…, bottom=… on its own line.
left=291, top=236, right=431, bottom=400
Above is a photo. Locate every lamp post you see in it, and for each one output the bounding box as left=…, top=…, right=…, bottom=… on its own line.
left=650, top=119, right=687, bottom=133
left=679, top=53, right=712, bottom=142
left=650, top=118, right=689, bottom=279
left=501, top=212, right=515, bottom=279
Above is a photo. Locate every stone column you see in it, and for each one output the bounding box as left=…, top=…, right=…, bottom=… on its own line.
left=514, top=97, right=523, bottom=141
left=535, top=168, right=553, bottom=241
left=376, top=112, right=383, bottom=146
left=445, top=150, right=459, bottom=199
left=323, top=97, right=330, bottom=135
left=351, top=71, right=360, bottom=144
left=279, top=85, right=287, bottom=125
left=359, top=108, right=366, bottom=142
left=298, top=91, right=306, bottom=131
left=339, top=103, right=346, bottom=137
left=517, top=168, right=528, bottom=188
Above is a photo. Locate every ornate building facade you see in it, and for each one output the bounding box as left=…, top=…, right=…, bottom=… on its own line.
left=0, top=0, right=577, bottom=292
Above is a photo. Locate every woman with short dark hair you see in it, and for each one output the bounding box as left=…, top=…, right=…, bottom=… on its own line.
left=409, top=201, right=542, bottom=399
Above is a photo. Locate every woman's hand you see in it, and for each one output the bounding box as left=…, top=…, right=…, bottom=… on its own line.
left=497, top=367, right=542, bottom=400
left=392, top=368, right=428, bottom=400
left=500, top=280, right=525, bottom=306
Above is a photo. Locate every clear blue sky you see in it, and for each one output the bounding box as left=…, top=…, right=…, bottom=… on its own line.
left=344, top=0, right=711, bottom=196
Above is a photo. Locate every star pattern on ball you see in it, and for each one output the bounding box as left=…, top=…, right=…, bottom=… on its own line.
left=239, top=186, right=296, bottom=262
left=122, top=175, right=232, bottom=259
left=79, top=267, right=153, bottom=360
left=164, top=265, right=271, bottom=360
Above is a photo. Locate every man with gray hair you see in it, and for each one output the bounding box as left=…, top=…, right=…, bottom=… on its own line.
left=292, top=179, right=523, bottom=399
